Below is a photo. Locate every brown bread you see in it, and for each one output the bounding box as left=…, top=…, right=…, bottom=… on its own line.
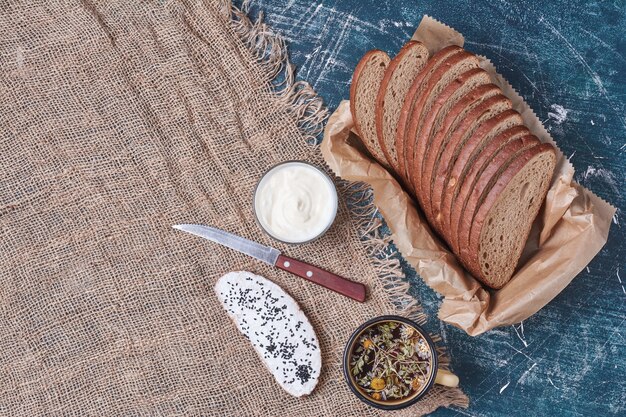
left=428, top=94, right=511, bottom=233
left=375, top=41, right=429, bottom=173
left=440, top=110, right=524, bottom=245
left=349, top=45, right=557, bottom=290
left=454, top=136, right=539, bottom=255
left=410, top=68, right=491, bottom=205
left=458, top=143, right=556, bottom=288
left=418, top=84, right=501, bottom=224
left=395, top=45, right=462, bottom=183
left=403, top=52, right=480, bottom=199
left=350, top=50, right=391, bottom=166
left=444, top=126, right=532, bottom=251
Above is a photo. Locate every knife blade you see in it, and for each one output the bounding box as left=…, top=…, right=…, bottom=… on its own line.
left=173, top=224, right=366, bottom=302
left=173, top=224, right=280, bottom=265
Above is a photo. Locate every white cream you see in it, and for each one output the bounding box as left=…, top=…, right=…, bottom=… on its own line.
left=254, top=162, right=337, bottom=243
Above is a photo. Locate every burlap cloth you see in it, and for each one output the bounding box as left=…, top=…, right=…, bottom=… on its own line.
left=0, top=1, right=467, bottom=415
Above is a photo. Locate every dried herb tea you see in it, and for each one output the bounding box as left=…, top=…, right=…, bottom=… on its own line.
left=349, top=321, right=432, bottom=402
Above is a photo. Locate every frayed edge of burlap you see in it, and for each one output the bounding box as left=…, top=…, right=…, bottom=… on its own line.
left=220, top=0, right=468, bottom=409
left=225, top=0, right=328, bottom=145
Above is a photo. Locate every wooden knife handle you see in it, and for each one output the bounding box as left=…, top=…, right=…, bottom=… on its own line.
left=276, top=254, right=367, bottom=302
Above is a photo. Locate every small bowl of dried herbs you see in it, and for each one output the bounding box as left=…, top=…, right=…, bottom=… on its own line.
left=343, top=315, right=459, bottom=410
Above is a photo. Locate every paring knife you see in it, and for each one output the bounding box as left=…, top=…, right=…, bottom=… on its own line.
left=173, top=224, right=367, bottom=302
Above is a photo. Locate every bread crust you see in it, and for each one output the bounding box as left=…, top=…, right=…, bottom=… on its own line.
left=410, top=68, right=490, bottom=205
left=349, top=49, right=390, bottom=166
left=426, top=92, right=509, bottom=232
left=444, top=125, right=531, bottom=251
left=458, top=143, right=555, bottom=285
left=418, top=84, right=500, bottom=224
left=439, top=110, right=523, bottom=245
left=374, top=41, right=428, bottom=173
left=395, top=45, right=462, bottom=186
left=456, top=137, right=540, bottom=257
left=403, top=52, right=479, bottom=201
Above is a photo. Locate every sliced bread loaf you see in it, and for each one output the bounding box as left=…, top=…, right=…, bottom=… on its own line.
left=418, top=84, right=501, bottom=224
left=458, top=144, right=556, bottom=288
left=350, top=50, right=391, bottom=166
left=410, top=68, right=491, bottom=203
left=454, top=136, right=540, bottom=254
left=445, top=126, right=532, bottom=251
left=440, top=110, right=524, bottom=245
left=375, top=41, right=429, bottom=173
left=428, top=95, right=512, bottom=233
left=395, top=45, right=463, bottom=183
left=404, top=51, right=481, bottom=201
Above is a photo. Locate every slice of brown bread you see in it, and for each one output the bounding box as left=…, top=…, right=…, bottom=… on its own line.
left=418, top=84, right=501, bottom=225
left=404, top=52, right=481, bottom=202
left=440, top=110, right=524, bottom=245
left=458, top=143, right=556, bottom=288
left=395, top=45, right=462, bottom=184
left=426, top=93, right=511, bottom=233
left=410, top=68, right=491, bottom=204
left=375, top=41, right=429, bottom=174
left=445, top=126, right=531, bottom=252
left=350, top=50, right=391, bottom=166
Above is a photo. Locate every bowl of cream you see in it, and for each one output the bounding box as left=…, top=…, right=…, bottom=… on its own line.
left=254, top=161, right=338, bottom=244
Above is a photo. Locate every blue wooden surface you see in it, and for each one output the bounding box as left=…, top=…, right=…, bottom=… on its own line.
left=238, top=1, right=625, bottom=415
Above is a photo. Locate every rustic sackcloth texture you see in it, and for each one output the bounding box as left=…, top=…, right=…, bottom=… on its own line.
left=0, top=1, right=468, bottom=415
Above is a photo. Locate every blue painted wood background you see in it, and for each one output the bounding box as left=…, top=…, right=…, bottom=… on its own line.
left=237, top=1, right=625, bottom=415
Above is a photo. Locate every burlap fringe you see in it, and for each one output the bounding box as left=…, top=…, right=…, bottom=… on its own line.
left=226, top=0, right=328, bottom=145
left=222, top=0, right=468, bottom=409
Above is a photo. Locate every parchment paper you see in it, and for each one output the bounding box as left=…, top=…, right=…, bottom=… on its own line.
left=321, top=16, right=616, bottom=336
